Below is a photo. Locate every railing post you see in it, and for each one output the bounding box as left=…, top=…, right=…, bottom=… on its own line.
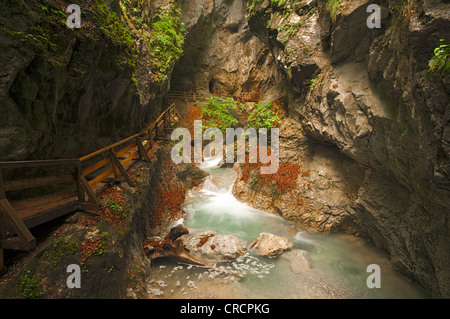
left=164, top=112, right=167, bottom=129
left=147, top=129, right=153, bottom=150
left=110, top=148, right=121, bottom=179
left=75, top=163, right=85, bottom=204
left=136, top=137, right=151, bottom=163
left=109, top=149, right=134, bottom=187
left=0, top=169, right=5, bottom=271
left=0, top=169, right=5, bottom=200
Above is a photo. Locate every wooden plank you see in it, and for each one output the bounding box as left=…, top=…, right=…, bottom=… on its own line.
left=79, top=133, right=140, bottom=162
left=75, top=164, right=85, bottom=204
left=11, top=191, right=77, bottom=211
left=155, top=103, right=175, bottom=124
left=0, top=159, right=79, bottom=169
left=136, top=137, right=151, bottom=163
left=109, top=150, right=134, bottom=187
left=116, top=143, right=137, bottom=158
left=21, top=201, right=78, bottom=229
left=1, top=238, right=36, bottom=250
left=120, top=150, right=139, bottom=168
left=0, top=169, right=5, bottom=200
left=82, top=157, right=111, bottom=176
left=110, top=150, right=121, bottom=178
left=4, top=175, right=74, bottom=192
left=0, top=199, right=34, bottom=242
left=88, top=167, right=114, bottom=188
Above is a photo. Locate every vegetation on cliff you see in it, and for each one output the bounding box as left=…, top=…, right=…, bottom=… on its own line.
left=428, top=38, right=450, bottom=75
left=198, top=96, right=283, bottom=132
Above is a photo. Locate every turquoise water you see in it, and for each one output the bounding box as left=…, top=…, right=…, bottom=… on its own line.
left=147, top=158, right=429, bottom=299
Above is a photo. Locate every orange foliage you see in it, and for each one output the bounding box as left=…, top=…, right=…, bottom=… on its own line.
left=197, top=234, right=214, bottom=248
left=81, top=185, right=127, bottom=228
left=80, top=238, right=104, bottom=262
left=240, top=146, right=300, bottom=192
left=143, top=237, right=174, bottom=254
left=150, top=186, right=186, bottom=228
left=180, top=103, right=202, bottom=135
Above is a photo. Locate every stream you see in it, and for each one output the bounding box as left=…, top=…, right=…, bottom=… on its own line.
left=145, top=158, right=429, bottom=299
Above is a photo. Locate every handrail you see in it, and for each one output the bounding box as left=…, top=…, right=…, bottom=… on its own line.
left=0, top=159, right=80, bottom=169
left=0, top=102, right=177, bottom=271
left=0, top=103, right=175, bottom=167
left=79, top=133, right=140, bottom=162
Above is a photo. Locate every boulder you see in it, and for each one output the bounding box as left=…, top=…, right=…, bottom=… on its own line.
left=178, top=230, right=247, bottom=262
left=251, top=232, right=293, bottom=257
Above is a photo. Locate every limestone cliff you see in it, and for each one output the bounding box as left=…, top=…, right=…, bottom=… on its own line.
left=232, top=0, right=449, bottom=298
left=1, top=0, right=449, bottom=299
left=171, top=0, right=285, bottom=99
left=0, top=0, right=184, bottom=161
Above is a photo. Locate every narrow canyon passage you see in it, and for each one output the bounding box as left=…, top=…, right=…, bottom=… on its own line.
left=0, top=0, right=448, bottom=300
left=145, top=158, right=428, bottom=299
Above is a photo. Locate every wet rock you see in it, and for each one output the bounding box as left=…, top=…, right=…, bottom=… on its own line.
left=166, top=225, right=190, bottom=242
left=252, top=232, right=293, bottom=257
left=179, top=230, right=248, bottom=262
left=281, top=249, right=312, bottom=274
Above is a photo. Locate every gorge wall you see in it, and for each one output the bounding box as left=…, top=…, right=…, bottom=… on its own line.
left=230, top=0, right=450, bottom=298
left=0, top=0, right=448, bottom=298
left=173, top=0, right=449, bottom=298
left=0, top=0, right=183, bottom=161
left=171, top=0, right=285, bottom=99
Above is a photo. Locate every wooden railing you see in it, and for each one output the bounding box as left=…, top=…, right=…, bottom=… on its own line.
left=238, top=92, right=262, bottom=102
left=165, top=90, right=198, bottom=102
left=0, top=103, right=176, bottom=271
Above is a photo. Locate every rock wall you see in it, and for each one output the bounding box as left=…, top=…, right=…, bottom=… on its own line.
left=1, top=0, right=448, bottom=299
left=171, top=0, right=284, bottom=99
left=239, top=0, right=450, bottom=297
left=0, top=0, right=177, bottom=161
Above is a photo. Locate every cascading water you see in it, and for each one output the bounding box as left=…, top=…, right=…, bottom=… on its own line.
left=145, top=158, right=429, bottom=299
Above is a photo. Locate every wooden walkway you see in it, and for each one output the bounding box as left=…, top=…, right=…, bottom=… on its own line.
left=0, top=103, right=177, bottom=271
left=165, top=90, right=262, bottom=103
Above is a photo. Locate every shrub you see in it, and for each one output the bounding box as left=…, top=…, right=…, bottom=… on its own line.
left=428, top=38, right=450, bottom=75
left=149, top=7, right=186, bottom=83
left=326, top=0, right=343, bottom=23
left=199, top=97, right=241, bottom=132
left=247, top=101, right=281, bottom=130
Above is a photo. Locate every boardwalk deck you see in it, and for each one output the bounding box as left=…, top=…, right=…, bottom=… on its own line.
left=0, top=103, right=177, bottom=271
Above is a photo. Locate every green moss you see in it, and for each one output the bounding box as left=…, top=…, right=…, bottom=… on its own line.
left=309, top=72, right=323, bottom=91
left=15, top=271, right=45, bottom=299
left=93, top=0, right=138, bottom=70
left=148, top=6, right=186, bottom=83
left=42, top=235, right=80, bottom=268
left=326, top=0, right=343, bottom=23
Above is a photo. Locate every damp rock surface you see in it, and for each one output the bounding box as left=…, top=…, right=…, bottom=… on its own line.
left=179, top=230, right=248, bottom=263
left=251, top=232, right=293, bottom=257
